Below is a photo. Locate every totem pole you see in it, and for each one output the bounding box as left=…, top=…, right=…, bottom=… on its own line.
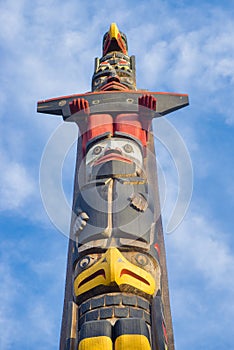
left=37, top=23, right=189, bottom=350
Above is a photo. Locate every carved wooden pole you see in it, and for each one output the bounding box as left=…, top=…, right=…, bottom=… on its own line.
left=38, top=23, right=189, bottom=350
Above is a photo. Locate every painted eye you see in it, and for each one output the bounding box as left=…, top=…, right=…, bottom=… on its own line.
left=92, top=146, right=102, bottom=155
left=123, top=144, right=133, bottom=153
left=126, top=77, right=134, bottom=84
left=94, top=79, right=101, bottom=86
left=78, top=256, right=91, bottom=269
left=135, top=253, right=149, bottom=267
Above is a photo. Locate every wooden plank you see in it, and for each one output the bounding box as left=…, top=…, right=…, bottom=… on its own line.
left=37, top=91, right=189, bottom=119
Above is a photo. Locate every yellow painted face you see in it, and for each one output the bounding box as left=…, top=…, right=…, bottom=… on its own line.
left=74, top=248, right=159, bottom=298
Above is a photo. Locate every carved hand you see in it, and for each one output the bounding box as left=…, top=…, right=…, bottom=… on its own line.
left=138, top=94, right=157, bottom=115
left=69, top=98, right=90, bottom=115
left=72, top=212, right=89, bottom=236
left=129, top=193, right=148, bottom=212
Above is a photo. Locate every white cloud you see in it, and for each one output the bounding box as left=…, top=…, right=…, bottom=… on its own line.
left=131, top=5, right=234, bottom=124
left=0, top=262, right=21, bottom=350
left=0, top=154, right=35, bottom=211
left=0, top=235, right=66, bottom=350
left=164, top=210, right=234, bottom=348
left=0, top=0, right=25, bottom=44
left=168, top=213, right=234, bottom=288
left=26, top=299, right=59, bottom=349
left=0, top=160, right=34, bottom=203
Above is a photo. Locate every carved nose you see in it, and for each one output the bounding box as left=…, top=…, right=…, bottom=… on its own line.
left=107, top=75, right=120, bottom=83
left=104, top=147, right=122, bottom=155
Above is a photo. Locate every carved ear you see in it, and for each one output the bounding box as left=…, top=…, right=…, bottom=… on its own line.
left=130, top=55, right=136, bottom=81
left=94, top=57, right=100, bottom=73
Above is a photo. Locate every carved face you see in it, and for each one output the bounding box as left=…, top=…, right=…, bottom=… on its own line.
left=74, top=248, right=160, bottom=300
left=85, top=137, right=143, bottom=177
left=92, top=69, right=134, bottom=91
left=92, top=52, right=136, bottom=91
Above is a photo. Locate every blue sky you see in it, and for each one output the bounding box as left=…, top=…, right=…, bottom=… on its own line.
left=0, top=1, right=234, bottom=349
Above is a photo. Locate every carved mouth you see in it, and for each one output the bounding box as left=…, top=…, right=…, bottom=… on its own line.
left=78, top=269, right=106, bottom=288
left=100, top=81, right=129, bottom=91
left=120, top=269, right=150, bottom=285
left=94, top=153, right=133, bottom=166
